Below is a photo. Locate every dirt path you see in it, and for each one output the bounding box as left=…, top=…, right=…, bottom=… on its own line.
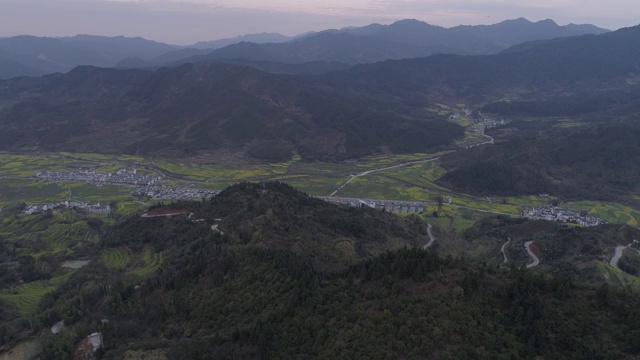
left=501, top=237, right=511, bottom=264
left=422, top=224, right=435, bottom=249
left=329, top=157, right=440, bottom=197
left=524, top=241, right=540, bottom=268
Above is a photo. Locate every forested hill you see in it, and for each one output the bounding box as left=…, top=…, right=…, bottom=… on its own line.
left=31, top=183, right=640, bottom=358
left=106, top=182, right=428, bottom=271
left=0, top=62, right=462, bottom=160
left=437, top=124, right=640, bottom=202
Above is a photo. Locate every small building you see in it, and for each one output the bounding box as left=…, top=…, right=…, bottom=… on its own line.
left=88, top=332, right=103, bottom=352
left=51, top=320, right=64, bottom=334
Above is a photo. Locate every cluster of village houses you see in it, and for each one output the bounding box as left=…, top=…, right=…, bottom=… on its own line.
left=33, top=168, right=162, bottom=186
left=320, top=196, right=428, bottom=214
left=521, top=206, right=606, bottom=227
left=22, top=201, right=111, bottom=215
left=131, top=185, right=219, bottom=200
left=449, top=108, right=507, bottom=135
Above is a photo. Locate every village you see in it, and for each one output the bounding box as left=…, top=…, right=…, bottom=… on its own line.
left=521, top=206, right=606, bottom=227
left=22, top=200, right=111, bottom=215
left=320, top=196, right=428, bottom=214
left=33, top=168, right=163, bottom=186
left=131, top=185, right=220, bottom=200
left=449, top=108, right=508, bottom=135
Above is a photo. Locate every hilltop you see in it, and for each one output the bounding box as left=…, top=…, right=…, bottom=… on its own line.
left=107, top=182, right=428, bottom=271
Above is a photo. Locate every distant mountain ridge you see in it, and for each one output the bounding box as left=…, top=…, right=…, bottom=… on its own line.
left=163, top=18, right=609, bottom=67
left=192, top=32, right=294, bottom=50
left=0, top=35, right=178, bottom=79
left=0, top=24, right=637, bottom=160
left=0, top=18, right=609, bottom=79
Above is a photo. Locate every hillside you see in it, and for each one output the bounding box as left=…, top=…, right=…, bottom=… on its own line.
left=0, top=62, right=462, bottom=160
left=437, top=124, right=640, bottom=203
left=6, top=183, right=636, bottom=359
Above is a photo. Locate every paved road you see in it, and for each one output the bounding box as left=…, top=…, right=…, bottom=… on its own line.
left=609, top=245, right=630, bottom=270
left=501, top=237, right=511, bottom=264
left=423, top=224, right=435, bottom=249
left=329, top=157, right=440, bottom=197
left=465, top=134, right=494, bottom=149
left=524, top=241, right=540, bottom=268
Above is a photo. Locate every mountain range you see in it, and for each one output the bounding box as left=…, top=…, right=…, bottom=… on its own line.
left=0, top=18, right=608, bottom=79
left=139, top=18, right=609, bottom=70
left=0, top=24, right=637, bottom=161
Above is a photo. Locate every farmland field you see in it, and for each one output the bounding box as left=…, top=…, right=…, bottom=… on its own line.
left=130, top=248, right=164, bottom=277
left=101, top=248, right=132, bottom=270
left=0, top=272, right=73, bottom=314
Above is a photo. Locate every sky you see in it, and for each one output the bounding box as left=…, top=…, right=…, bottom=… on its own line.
left=1, top=0, right=639, bottom=44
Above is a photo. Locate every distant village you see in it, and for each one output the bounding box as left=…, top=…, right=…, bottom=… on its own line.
left=31, top=167, right=219, bottom=202
left=131, top=185, right=220, bottom=200
left=320, top=196, right=428, bottom=214
left=22, top=201, right=111, bottom=215
left=33, top=168, right=163, bottom=186
left=449, top=108, right=508, bottom=135
left=521, top=206, right=606, bottom=227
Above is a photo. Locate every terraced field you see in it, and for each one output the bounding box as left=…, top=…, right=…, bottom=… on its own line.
left=101, top=248, right=133, bottom=270
left=0, top=272, right=73, bottom=314
left=130, top=249, right=164, bottom=277
left=0, top=211, right=102, bottom=256
left=44, top=222, right=94, bottom=253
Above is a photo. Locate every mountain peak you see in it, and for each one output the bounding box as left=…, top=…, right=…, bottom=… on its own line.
left=536, top=18, right=559, bottom=26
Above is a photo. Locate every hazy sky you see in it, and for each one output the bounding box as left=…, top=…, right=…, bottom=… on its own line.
left=1, top=0, right=639, bottom=44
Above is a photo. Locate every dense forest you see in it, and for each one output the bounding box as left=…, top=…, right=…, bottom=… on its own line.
left=0, top=182, right=633, bottom=359
left=35, top=235, right=640, bottom=359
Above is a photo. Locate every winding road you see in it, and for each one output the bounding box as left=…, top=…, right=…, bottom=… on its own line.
left=329, top=157, right=440, bottom=197
left=423, top=224, right=435, bottom=249
left=524, top=241, right=540, bottom=268
left=501, top=237, right=511, bottom=264
left=610, top=245, right=630, bottom=270
left=465, top=134, right=495, bottom=149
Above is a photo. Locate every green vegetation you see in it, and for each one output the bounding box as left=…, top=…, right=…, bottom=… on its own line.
left=32, top=219, right=640, bottom=359
left=597, top=262, right=640, bottom=291
left=618, top=249, right=640, bottom=277
left=563, top=201, right=640, bottom=227
left=0, top=271, right=73, bottom=314
left=101, top=248, right=132, bottom=270
left=130, top=249, right=164, bottom=277
left=0, top=182, right=639, bottom=358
